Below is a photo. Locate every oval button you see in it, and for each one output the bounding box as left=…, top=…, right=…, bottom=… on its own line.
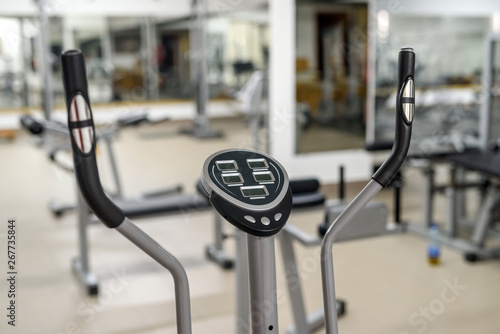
left=261, top=217, right=270, bottom=225
left=274, top=213, right=282, bottom=221
left=244, top=215, right=256, bottom=223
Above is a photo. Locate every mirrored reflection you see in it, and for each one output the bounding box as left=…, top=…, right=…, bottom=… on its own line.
left=374, top=15, right=493, bottom=152
left=0, top=12, right=269, bottom=115
left=0, top=17, right=36, bottom=109
left=487, top=38, right=500, bottom=142
left=295, top=2, right=368, bottom=154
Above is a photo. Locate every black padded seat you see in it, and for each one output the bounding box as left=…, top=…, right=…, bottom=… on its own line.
left=292, top=192, right=325, bottom=208
left=113, top=194, right=209, bottom=218
left=450, top=152, right=500, bottom=178
left=407, top=148, right=480, bottom=160
left=289, top=178, right=320, bottom=194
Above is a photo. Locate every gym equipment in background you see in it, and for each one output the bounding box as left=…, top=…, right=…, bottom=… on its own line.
left=62, top=47, right=414, bottom=333
left=179, top=0, right=223, bottom=139
left=35, top=0, right=53, bottom=120
left=411, top=150, right=500, bottom=262
left=20, top=112, right=180, bottom=217
left=406, top=34, right=500, bottom=262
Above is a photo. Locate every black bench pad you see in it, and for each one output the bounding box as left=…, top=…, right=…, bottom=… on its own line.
left=114, top=194, right=209, bottom=218
left=450, top=152, right=500, bottom=178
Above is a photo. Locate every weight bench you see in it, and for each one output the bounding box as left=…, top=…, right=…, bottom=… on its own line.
left=21, top=113, right=180, bottom=217
left=405, top=149, right=500, bottom=262
left=447, top=151, right=500, bottom=261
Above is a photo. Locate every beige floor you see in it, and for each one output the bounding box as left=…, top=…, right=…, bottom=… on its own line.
left=0, top=117, right=499, bottom=334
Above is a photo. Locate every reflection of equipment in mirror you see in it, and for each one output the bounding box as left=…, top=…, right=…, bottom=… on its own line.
left=179, top=0, right=223, bottom=139
left=35, top=0, right=54, bottom=120
left=295, top=5, right=368, bottom=154
left=406, top=34, right=500, bottom=263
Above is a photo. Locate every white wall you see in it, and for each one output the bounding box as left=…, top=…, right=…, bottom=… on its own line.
left=0, top=18, right=22, bottom=72
left=296, top=5, right=316, bottom=70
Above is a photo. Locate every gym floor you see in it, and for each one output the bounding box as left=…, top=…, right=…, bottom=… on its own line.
left=1, top=114, right=499, bottom=334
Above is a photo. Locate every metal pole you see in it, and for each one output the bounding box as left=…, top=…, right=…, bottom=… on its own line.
left=394, top=180, right=401, bottom=224
left=101, top=17, right=114, bottom=100
left=73, top=191, right=98, bottom=295
left=180, top=0, right=222, bottom=138
left=77, top=192, right=90, bottom=275
left=454, top=166, right=466, bottom=223
left=479, top=33, right=495, bottom=150
left=235, top=230, right=251, bottom=334
left=141, top=17, right=159, bottom=100
left=339, top=165, right=345, bottom=201
left=214, top=213, right=224, bottom=250
left=321, top=180, right=382, bottom=334
left=471, top=185, right=497, bottom=248
left=196, top=0, right=209, bottom=128
left=117, top=219, right=192, bottom=334
left=423, top=165, right=435, bottom=228
left=247, top=234, right=279, bottom=334
left=446, top=166, right=457, bottom=237
left=19, top=18, right=30, bottom=107
left=279, top=231, right=309, bottom=334
left=36, top=0, right=53, bottom=120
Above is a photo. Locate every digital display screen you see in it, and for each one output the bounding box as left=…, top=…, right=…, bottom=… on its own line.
left=216, top=160, right=238, bottom=171
left=222, top=173, right=243, bottom=184
left=247, top=159, right=268, bottom=169
left=253, top=171, right=274, bottom=182
left=241, top=186, right=268, bottom=197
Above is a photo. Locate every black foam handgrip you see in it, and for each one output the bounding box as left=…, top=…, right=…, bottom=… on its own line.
left=372, top=48, right=415, bottom=187
left=61, top=50, right=125, bottom=228
left=20, top=115, right=44, bottom=135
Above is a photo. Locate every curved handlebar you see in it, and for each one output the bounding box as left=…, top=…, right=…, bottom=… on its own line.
left=61, top=50, right=125, bottom=228
left=372, top=48, right=415, bottom=187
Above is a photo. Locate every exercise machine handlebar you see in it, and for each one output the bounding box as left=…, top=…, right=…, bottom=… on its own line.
left=61, top=50, right=125, bottom=228
left=321, top=47, right=416, bottom=334
left=61, top=49, right=193, bottom=334
left=372, top=48, right=415, bottom=187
